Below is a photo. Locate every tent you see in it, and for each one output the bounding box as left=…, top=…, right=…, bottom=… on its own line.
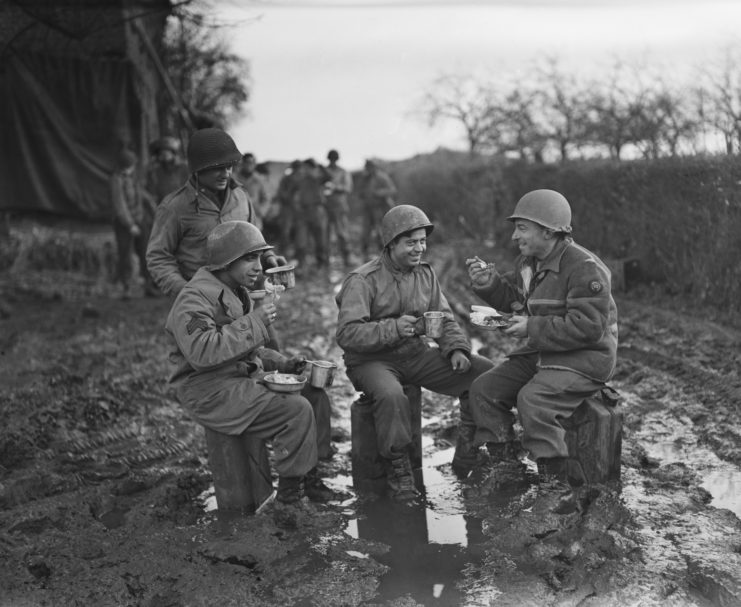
left=0, top=0, right=172, bottom=220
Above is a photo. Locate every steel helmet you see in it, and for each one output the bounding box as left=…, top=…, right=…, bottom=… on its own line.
left=381, top=204, right=434, bottom=248
left=149, top=136, right=181, bottom=156
left=187, top=128, right=242, bottom=174
left=507, top=189, right=572, bottom=233
left=327, top=149, right=339, bottom=162
left=205, top=221, right=273, bottom=271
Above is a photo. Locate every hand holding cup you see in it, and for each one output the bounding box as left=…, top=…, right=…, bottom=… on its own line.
left=258, top=301, right=278, bottom=326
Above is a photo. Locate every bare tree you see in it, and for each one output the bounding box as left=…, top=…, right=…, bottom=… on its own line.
left=417, top=73, right=498, bottom=154
left=160, top=2, right=252, bottom=131
left=534, top=57, right=590, bottom=162
left=630, top=79, right=699, bottom=159
left=492, top=86, right=549, bottom=163
left=582, top=60, right=648, bottom=160
left=697, top=44, right=741, bottom=155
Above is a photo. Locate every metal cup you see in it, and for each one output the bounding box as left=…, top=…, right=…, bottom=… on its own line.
left=306, top=360, right=337, bottom=388
left=424, top=311, right=445, bottom=338
left=248, top=289, right=267, bottom=301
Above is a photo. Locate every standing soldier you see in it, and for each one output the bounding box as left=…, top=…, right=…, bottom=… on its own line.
left=146, top=127, right=287, bottom=298
left=145, top=136, right=190, bottom=207
left=335, top=205, right=493, bottom=503
left=294, top=158, right=330, bottom=269
left=237, top=153, right=270, bottom=230
left=323, top=149, right=353, bottom=266
left=359, top=159, right=397, bottom=256
left=274, top=159, right=302, bottom=257
left=110, top=148, right=157, bottom=297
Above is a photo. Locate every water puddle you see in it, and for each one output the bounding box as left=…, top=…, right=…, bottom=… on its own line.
left=343, top=436, right=488, bottom=604
left=631, top=399, right=741, bottom=519
left=644, top=439, right=741, bottom=518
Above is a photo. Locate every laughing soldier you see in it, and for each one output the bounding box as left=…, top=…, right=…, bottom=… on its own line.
left=335, top=205, right=492, bottom=503
left=460, top=189, right=618, bottom=500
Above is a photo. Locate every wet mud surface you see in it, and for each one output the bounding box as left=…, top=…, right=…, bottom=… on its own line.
left=1, top=244, right=741, bottom=607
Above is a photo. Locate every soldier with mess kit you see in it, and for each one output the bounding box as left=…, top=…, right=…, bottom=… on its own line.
left=457, top=189, right=618, bottom=503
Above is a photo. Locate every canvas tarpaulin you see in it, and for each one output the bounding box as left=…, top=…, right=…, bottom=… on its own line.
left=0, top=51, right=154, bottom=220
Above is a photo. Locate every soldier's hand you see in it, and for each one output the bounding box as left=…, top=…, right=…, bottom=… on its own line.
left=450, top=350, right=471, bottom=373
left=466, top=256, right=494, bottom=287
left=503, top=315, right=528, bottom=338
left=396, top=314, right=419, bottom=338
left=130, top=225, right=141, bottom=237
left=283, top=355, right=307, bottom=374
left=258, top=302, right=278, bottom=326
left=265, top=255, right=288, bottom=269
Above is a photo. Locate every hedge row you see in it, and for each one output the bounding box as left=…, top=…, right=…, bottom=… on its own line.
left=392, top=154, right=741, bottom=313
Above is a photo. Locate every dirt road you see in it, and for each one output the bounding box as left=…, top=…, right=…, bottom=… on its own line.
left=1, top=242, right=740, bottom=607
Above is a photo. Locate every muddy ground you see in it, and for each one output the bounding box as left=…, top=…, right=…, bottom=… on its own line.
left=1, top=234, right=741, bottom=607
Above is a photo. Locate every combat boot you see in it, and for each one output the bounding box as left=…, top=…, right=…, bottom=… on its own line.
left=276, top=475, right=303, bottom=504
left=451, top=432, right=481, bottom=479
left=269, top=476, right=305, bottom=528
left=536, top=457, right=581, bottom=515
left=303, top=467, right=349, bottom=503
left=477, top=440, right=527, bottom=489
left=386, top=454, right=421, bottom=503
left=536, top=457, right=569, bottom=483
left=485, top=441, right=519, bottom=463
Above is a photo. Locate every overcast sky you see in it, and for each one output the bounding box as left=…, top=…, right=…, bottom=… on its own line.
left=217, top=0, right=741, bottom=170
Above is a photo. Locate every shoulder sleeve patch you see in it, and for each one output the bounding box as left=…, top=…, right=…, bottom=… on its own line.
left=589, top=280, right=603, bottom=293
left=186, top=312, right=209, bottom=335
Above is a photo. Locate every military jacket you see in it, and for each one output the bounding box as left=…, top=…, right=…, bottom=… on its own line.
left=146, top=177, right=274, bottom=296
left=472, top=238, right=618, bottom=382
left=336, top=251, right=471, bottom=367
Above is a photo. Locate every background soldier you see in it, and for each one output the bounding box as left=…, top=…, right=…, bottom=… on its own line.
left=237, top=152, right=271, bottom=230
left=145, top=136, right=189, bottom=207
left=323, top=149, right=353, bottom=266
left=358, top=159, right=397, bottom=256
left=294, top=158, right=330, bottom=269
left=110, top=148, right=157, bottom=297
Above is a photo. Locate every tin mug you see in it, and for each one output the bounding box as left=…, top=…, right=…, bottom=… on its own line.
left=424, top=311, right=445, bottom=338
left=306, top=360, right=337, bottom=388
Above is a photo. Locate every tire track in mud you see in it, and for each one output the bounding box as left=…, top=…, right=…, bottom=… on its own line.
left=618, top=345, right=741, bottom=465
left=0, top=409, right=203, bottom=508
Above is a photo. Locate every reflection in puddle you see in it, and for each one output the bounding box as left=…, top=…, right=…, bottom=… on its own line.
left=344, top=438, right=487, bottom=605
left=346, top=490, right=483, bottom=605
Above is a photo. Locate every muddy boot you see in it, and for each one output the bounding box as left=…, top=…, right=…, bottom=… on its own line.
left=386, top=454, right=421, bottom=504
left=276, top=476, right=303, bottom=504
left=270, top=476, right=305, bottom=528
left=486, top=441, right=518, bottom=464
left=536, top=457, right=579, bottom=515
left=536, top=457, right=569, bottom=483
left=451, top=432, right=481, bottom=479
left=303, top=467, right=348, bottom=503
left=478, top=441, right=526, bottom=489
